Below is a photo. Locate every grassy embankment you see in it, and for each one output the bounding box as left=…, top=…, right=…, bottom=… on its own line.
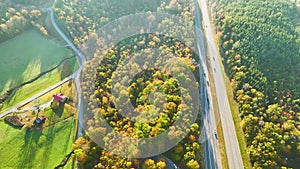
left=0, top=116, right=75, bottom=169
left=0, top=76, right=77, bottom=169
left=0, top=29, right=77, bottom=111
left=210, top=13, right=253, bottom=169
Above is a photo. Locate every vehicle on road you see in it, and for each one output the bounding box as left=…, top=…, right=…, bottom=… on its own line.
left=214, top=131, right=218, bottom=140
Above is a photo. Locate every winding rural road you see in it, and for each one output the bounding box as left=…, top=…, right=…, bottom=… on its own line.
left=198, top=0, right=244, bottom=169
left=0, top=7, right=86, bottom=139
left=48, top=8, right=86, bottom=138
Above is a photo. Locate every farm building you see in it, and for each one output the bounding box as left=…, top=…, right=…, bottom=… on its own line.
left=53, top=93, right=67, bottom=103
left=34, top=115, right=46, bottom=124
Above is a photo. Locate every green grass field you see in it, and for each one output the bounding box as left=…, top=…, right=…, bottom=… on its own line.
left=21, top=80, right=75, bottom=109
left=0, top=29, right=72, bottom=94
left=0, top=117, right=75, bottom=169
left=0, top=58, right=77, bottom=111
left=1, top=58, right=77, bottom=111
left=0, top=29, right=78, bottom=112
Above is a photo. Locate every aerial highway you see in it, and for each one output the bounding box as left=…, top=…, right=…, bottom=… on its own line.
left=198, top=0, right=244, bottom=168
left=194, top=0, right=222, bottom=168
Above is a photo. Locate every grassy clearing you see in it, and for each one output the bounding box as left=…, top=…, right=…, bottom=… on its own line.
left=42, top=103, right=76, bottom=127
left=2, top=69, right=61, bottom=109
left=21, top=80, right=76, bottom=109
left=0, top=54, right=77, bottom=112
left=0, top=117, right=75, bottom=169
left=0, top=58, right=77, bottom=112
left=0, top=99, right=76, bottom=169
left=0, top=29, right=72, bottom=94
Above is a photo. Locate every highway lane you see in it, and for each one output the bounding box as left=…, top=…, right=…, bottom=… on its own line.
left=194, top=0, right=222, bottom=168
left=198, top=0, right=244, bottom=169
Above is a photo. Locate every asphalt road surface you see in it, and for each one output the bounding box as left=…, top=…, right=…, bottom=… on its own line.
left=48, top=8, right=86, bottom=138
left=198, top=0, right=244, bottom=169
left=194, top=0, right=222, bottom=168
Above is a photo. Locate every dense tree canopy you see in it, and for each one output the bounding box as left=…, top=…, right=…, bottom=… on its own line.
left=77, top=32, right=201, bottom=169
left=0, top=3, right=45, bottom=42
left=211, top=0, right=300, bottom=168
left=61, top=0, right=203, bottom=168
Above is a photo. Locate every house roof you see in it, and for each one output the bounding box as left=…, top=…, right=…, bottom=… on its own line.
left=39, top=115, right=46, bottom=120
left=35, top=115, right=46, bottom=124
left=53, top=93, right=66, bottom=102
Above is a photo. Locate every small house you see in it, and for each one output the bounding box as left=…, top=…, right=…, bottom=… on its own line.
left=53, top=93, right=67, bottom=103
left=34, top=115, right=46, bottom=124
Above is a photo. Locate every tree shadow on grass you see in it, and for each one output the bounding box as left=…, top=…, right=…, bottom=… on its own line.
left=40, top=126, right=56, bottom=168
left=0, top=67, right=24, bottom=96
left=3, top=120, right=23, bottom=129
left=62, top=119, right=73, bottom=153
left=39, top=109, right=61, bottom=168
left=52, top=102, right=65, bottom=118
left=2, top=89, right=17, bottom=107
left=18, top=128, right=43, bottom=169
left=53, top=119, right=75, bottom=169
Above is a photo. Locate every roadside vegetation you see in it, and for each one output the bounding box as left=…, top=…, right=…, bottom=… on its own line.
left=210, top=0, right=300, bottom=168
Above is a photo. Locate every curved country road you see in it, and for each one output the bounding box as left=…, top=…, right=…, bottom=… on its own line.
left=0, top=7, right=86, bottom=139
left=48, top=8, right=86, bottom=138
